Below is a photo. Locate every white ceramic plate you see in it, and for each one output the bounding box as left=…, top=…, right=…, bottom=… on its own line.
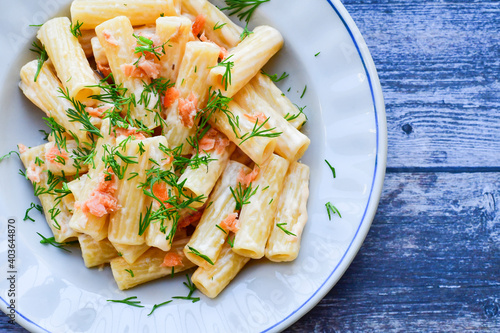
left=0, top=0, right=387, bottom=332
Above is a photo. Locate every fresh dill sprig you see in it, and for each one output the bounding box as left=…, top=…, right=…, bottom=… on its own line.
left=276, top=222, right=296, bottom=237
left=214, top=55, right=234, bottom=91
left=33, top=172, right=72, bottom=229
left=34, top=157, right=44, bottom=166
left=133, top=34, right=167, bottom=64
left=147, top=300, right=172, bottom=316
left=139, top=78, right=174, bottom=112
left=89, top=76, right=136, bottom=114
left=300, top=85, right=307, bottom=98
left=202, top=88, right=240, bottom=139
left=230, top=182, right=259, bottom=211
left=39, top=129, right=50, bottom=141
left=261, top=70, right=289, bottom=82
left=315, top=51, right=321, bottom=57
left=101, top=142, right=138, bottom=180
left=216, top=224, right=227, bottom=234
left=227, top=236, right=234, bottom=248
left=284, top=105, right=307, bottom=123
left=138, top=203, right=154, bottom=236
left=239, top=117, right=281, bottom=145
left=71, top=143, right=98, bottom=172
left=58, top=87, right=102, bottom=140
left=43, top=117, right=67, bottom=150
left=213, top=22, right=227, bottom=30
left=138, top=165, right=205, bottom=242
left=325, top=202, right=342, bottom=220
left=222, top=0, right=270, bottom=24
left=325, top=159, right=336, bottom=178
left=125, top=269, right=134, bottom=277
left=37, top=232, right=76, bottom=252
left=30, top=41, right=48, bottom=82
left=240, top=24, right=253, bottom=40
left=187, top=246, right=214, bottom=265
left=0, top=151, right=20, bottom=163
left=70, top=20, right=84, bottom=38
left=171, top=274, right=200, bottom=303
left=107, top=296, right=144, bottom=308
left=24, top=203, right=43, bottom=222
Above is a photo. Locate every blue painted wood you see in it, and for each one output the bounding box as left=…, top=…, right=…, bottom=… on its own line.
left=286, top=0, right=500, bottom=331
left=2, top=0, right=500, bottom=332
left=346, top=0, right=500, bottom=168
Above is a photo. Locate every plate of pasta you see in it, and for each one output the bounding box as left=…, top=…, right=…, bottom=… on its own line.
left=0, top=0, right=386, bottom=332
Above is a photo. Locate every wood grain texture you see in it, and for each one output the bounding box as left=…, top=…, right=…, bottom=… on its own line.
left=2, top=0, right=500, bottom=332
left=344, top=0, right=500, bottom=168
left=288, top=172, right=500, bottom=332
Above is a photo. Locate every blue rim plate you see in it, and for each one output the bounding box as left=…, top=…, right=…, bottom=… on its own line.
left=0, top=0, right=387, bottom=331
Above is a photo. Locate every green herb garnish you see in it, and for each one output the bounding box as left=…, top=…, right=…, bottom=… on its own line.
left=30, top=41, right=48, bottom=82
left=107, top=296, right=144, bottom=308
left=222, top=0, right=270, bottom=23
left=325, top=159, right=336, bottom=178
left=187, top=246, right=214, bottom=265
left=276, top=222, right=296, bottom=236
left=325, top=202, right=342, bottom=220
left=70, top=20, right=84, bottom=38
left=24, top=203, right=43, bottom=222
left=261, top=70, right=289, bottom=82
left=37, top=232, right=76, bottom=252
left=230, top=182, right=259, bottom=211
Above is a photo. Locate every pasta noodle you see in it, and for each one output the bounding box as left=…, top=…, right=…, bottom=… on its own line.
left=17, top=0, right=312, bottom=299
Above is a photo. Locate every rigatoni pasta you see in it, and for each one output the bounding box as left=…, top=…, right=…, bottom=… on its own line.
left=17, top=0, right=312, bottom=300
left=265, top=162, right=310, bottom=262
left=232, top=154, right=290, bottom=259
left=191, top=242, right=250, bottom=298
left=37, top=17, right=100, bottom=102
left=208, top=25, right=283, bottom=97
left=71, top=0, right=178, bottom=30
left=184, top=160, right=250, bottom=268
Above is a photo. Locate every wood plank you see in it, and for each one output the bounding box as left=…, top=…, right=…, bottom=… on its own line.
left=288, top=172, right=500, bottom=331
left=342, top=0, right=500, bottom=167
left=0, top=318, right=27, bottom=333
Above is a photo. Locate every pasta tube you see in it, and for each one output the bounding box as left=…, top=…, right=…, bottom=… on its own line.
left=156, top=16, right=194, bottom=82
left=250, top=73, right=307, bottom=130
left=68, top=119, right=114, bottom=241
left=191, top=242, right=250, bottom=298
left=181, top=0, right=243, bottom=49
left=234, top=85, right=310, bottom=161
left=207, top=100, right=276, bottom=165
left=37, top=17, right=100, bottom=101
left=143, top=137, right=176, bottom=251
left=232, top=154, right=289, bottom=259
left=184, top=160, right=250, bottom=268
left=111, top=242, right=150, bottom=265
left=163, top=41, right=220, bottom=153
left=71, top=0, right=178, bottom=30
left=209, top=26, right=283, bottom=97
left=44, top=141, right=89, bottom=176
left=78, top=235, right=119, bottom=267
left=19, top=61, right=91, bottom=145
left=178, top=129, right=235, bottom=208
left=265, top=162, right=310, bottom=262
left=95, top=16, right=158, bottom=129
left=67, top=176, right=87, bottom=202
left=19, top=144, right=78, bottom=243
left=230, top=147, right=253, bottom=166
left=78, top=30, right=96, bottom=58
left=110, top=238, right=194, bottom=290
left=108, top=137, right=157, bottom=245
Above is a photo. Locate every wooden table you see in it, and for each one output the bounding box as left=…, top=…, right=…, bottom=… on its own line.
left=2, top=0, right=499, bottom=331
